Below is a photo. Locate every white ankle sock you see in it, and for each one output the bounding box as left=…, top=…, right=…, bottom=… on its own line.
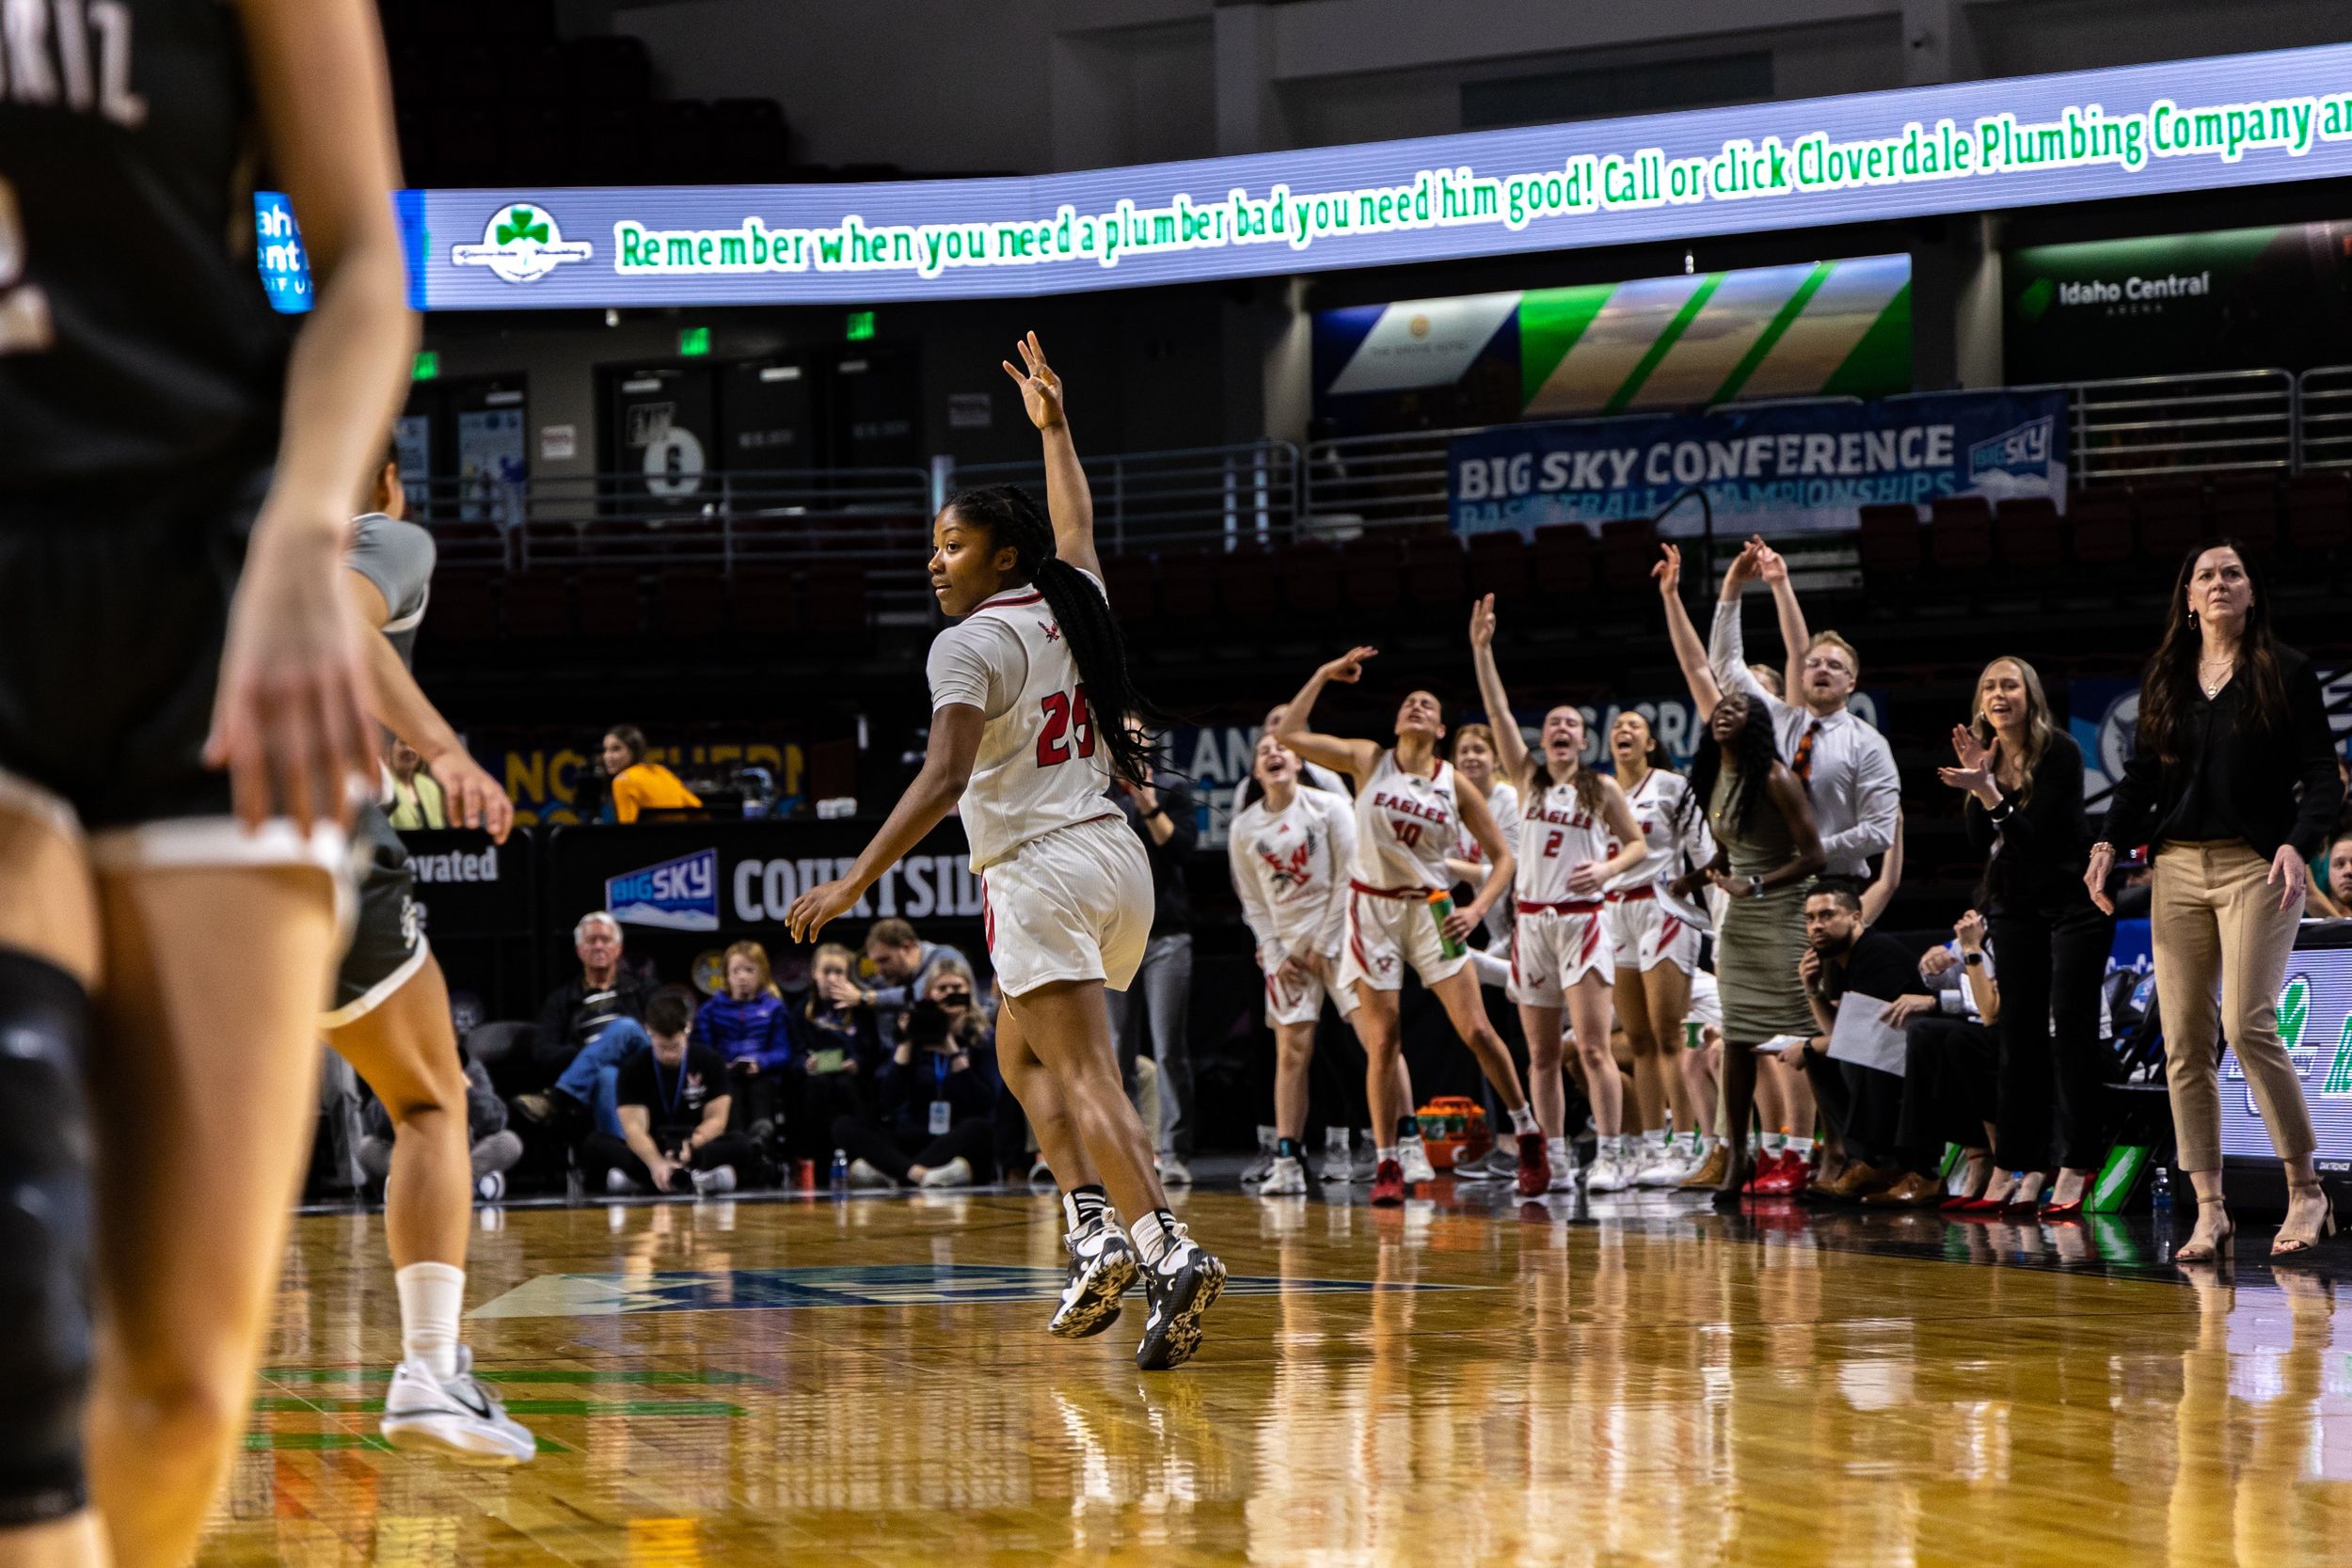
left=395, top=1262, right=466, bottom=1381
left=1130, top=1209, right=1180, bottom=1265
left=1508, top=1104, right=1539, bottom=1136
left=1375, top=1145, right=1400, bottom=1168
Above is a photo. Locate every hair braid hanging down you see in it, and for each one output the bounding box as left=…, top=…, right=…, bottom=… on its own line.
left=946, top=483, right=1171, bottom=789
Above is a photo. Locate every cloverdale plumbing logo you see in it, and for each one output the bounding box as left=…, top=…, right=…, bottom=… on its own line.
left=451, top=203, right=594, bottom=284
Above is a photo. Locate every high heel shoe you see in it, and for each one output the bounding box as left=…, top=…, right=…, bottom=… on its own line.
left=2271, top=1182, right=2338, bottom=1260
left=2175, top=1208, right=2234, bottom=1264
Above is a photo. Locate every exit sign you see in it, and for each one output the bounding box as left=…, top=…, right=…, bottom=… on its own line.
left=845, top=310, right=876, bottom=341
left=411, top=349, right=439, bottom=380
left=678, top=325, right=711, bottom=356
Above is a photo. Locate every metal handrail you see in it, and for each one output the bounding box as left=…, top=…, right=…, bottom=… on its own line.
left=955, top=440, right=1299, bottom=554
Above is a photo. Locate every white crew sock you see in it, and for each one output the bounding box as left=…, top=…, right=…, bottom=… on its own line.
left=395, top=1261, right=466, bottom=1381
left=1508, top=1104, right=1540, bottom=1136
left=1786, top=1134, right=1815, bottom=1159
left=1130, top=1208, right=1181, bottom=1266
left=1375, top=1145, right=1400, bottom=1168
left=1645, top=1128, right=1669, bottom=1148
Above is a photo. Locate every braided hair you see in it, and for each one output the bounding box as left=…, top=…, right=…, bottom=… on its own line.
left=1685, top=694, right=1783, bottom=838
left=943, top=483, right=1168, bottom=789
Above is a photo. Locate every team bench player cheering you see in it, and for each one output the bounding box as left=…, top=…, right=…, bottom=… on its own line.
left=788, top=334, right=1224, bottom=1372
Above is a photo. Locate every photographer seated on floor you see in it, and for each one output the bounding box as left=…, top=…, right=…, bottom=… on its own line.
left=579, top=990, right=762, bottom=1196
left=831, top=996, right=1002, bottom=1190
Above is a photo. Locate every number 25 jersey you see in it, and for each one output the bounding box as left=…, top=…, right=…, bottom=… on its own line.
left=927, top=572, right=1120, bottom=871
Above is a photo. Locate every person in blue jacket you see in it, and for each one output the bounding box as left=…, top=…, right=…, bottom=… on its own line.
left=696, top=942, right=793, bottom=1148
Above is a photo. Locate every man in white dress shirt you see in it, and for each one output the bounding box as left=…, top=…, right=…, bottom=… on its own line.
left=1706, top=538, right=1899, bottom=882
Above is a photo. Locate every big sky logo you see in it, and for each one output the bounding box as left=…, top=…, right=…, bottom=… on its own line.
left=452, top=204, right=594, bottom=284
left=607, top=848, right=719, bottom=931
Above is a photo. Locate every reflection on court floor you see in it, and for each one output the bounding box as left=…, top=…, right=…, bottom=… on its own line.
left=210, top=1190, right=2352, bottom=1566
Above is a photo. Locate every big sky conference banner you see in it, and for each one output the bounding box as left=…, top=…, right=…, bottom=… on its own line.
left=1447, top=388, right=2068, bottom=536
left=401, top=44, right=2352, bottom=309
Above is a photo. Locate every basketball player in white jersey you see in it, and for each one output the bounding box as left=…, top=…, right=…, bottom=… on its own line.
left=1230, top=734, right=1359, bottom=1195
left=1468, top=597, right=1651, bottom=1192
left=1274, top=653, right=1549, bottom=1205
left=1602, top=708, right=1716, bottom=1186
left=789, top=335, right=1223, bottom=1371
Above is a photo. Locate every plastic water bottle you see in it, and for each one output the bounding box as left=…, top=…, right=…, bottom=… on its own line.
left=1425, top=890, right=1468, bottom=960
left=2150, top=1162, right=2172, bottom=1218
left=830, top=1148, right=850, bottom=1196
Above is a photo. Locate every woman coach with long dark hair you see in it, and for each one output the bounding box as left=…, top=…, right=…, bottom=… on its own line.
left=2090, top=541, right=2344, bottom=1262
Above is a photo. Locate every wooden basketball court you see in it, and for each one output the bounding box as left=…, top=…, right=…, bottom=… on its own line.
left=206, top=1188, right=2352, bottom=1565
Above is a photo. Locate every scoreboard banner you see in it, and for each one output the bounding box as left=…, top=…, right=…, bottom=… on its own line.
left=394, top=43, right=2352, bottom=309
left=1447, top=388, right=2067, bottom=536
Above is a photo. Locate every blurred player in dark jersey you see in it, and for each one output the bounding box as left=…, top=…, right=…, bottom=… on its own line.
left=0, top=2, right=414, bottom=1563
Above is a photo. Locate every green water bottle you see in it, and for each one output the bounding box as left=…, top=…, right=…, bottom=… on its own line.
left=1426, top=890, right=1467, bottom=960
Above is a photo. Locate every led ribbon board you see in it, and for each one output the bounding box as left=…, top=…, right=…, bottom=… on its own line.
left=411, top=43, right=2352, bottom=309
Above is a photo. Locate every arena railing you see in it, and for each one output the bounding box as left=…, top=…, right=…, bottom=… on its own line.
left=948, top=440, right=1301, bottom=555
left=399, top=367, right=2326, bottom=592
left=2297, top=364, right=2352, bottom=470
left=2059, top=369, right=2296, bottom=483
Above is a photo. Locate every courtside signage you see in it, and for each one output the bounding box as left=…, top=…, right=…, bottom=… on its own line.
left=411, top=44, right=2352, bottom=308
left=606, top=848, right=720, bottom=931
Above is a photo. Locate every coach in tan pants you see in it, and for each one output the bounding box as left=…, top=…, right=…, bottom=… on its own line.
left=2089, top=542, right=2343, bottom=1264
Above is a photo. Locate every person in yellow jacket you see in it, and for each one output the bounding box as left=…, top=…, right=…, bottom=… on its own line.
left=601, top=725, right=703, bottom=823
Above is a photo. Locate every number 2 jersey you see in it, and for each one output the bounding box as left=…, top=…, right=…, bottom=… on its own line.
left=926, top=573, right=1121, bottom=871
left=1, top=0, right=291, bottom=500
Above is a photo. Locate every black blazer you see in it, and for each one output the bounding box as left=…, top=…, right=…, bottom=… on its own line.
left=2103, top=641, right=2343, bottom=861
left=1965, top=730, right=2097, bottom=917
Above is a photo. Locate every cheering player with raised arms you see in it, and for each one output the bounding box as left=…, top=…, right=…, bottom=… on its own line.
left=0, top=1, right=414, bottom=1562
left=789, top=335, right=1224, bottom=1371
left=1467, top=595, right=1651, bottom=1192
left=1275, top=653, right=1549, bottom=1203
left=1229, top=734, right=1359, bottom=1195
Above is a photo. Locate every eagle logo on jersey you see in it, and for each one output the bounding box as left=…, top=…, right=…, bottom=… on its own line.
left=452, top=204, right=596, bottom=284
left=1254, top=832, right=1317, bottom=891
left=1041, top=622, right=1062, bottom=642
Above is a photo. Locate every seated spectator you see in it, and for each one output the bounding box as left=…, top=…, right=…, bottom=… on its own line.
left=385, top=735, right=449, bottom=830
left=791, top=942, right=881, bottom=1146
left=2317, top=828, right=2352, bottom=918
left=579, top=990, right=759, bottom=1195
left=834, top=918, right=973, bottom=1040
left=831, top=997, right=1002, bottom=1190
left=518, top=911, right=653, bottom=1132
left=358, top=1049, right=522, bottom=1202
left=1787, top=883, right=1941, bottom=1202
left=601, top=724, right=702, bottom=823
left=697, top=941, right=793, bottom=1148
left=1890, top=911, right=2002, bottom=1207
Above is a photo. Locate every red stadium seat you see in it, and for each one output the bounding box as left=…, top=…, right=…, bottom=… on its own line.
left=1855, top=503, right=1921, bottom=580
left=803, top=566, right=868, bottom=642
left=2132, top=481, right=2207, bottom=566
left=1155, top=552, right=1217, bottom=623
left=1401, top=531, right=1466, bottom=610
left=1216, top=545, right=1279, bottom=624
left=1465, top=530, right=1530, bottom=606
left=2066, top=489, right=2134, bottom=568
left=728, top=566, right=799, bottom=640
left=501, top=573, right=569, bottom=640
left=655, top=568, right=725, bottom=641
left=1338, top=534, right=1403, bottom=615
left=422, top=571, right=498, bottom=641
left=1928, top=495, right=1992, bottom=574
left=2208, top=475, right=2280, bottom=557
left=1101, top=555, right=1157, bottom=626
left=2285, top=470, right=2352, bottom=554
left=1529, top=524, right=1594, bottom=595
left=1993, top=497, right=2061, bottom=572
left=573, top=570, right=644, bottom=638
left=1597, top=516, right=1659, bottom=592
left=1277, top=541, right=1341, bottom=619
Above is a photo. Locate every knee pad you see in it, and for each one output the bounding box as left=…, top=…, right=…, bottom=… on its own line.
left=0, top=949, right=94, bottom=1526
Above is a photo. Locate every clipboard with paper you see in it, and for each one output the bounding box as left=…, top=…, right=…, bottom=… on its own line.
left=1827, top=992, right=1909, bottom=1076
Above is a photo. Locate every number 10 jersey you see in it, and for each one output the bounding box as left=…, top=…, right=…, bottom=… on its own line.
left=926, top=571, right=1120, bottom=871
